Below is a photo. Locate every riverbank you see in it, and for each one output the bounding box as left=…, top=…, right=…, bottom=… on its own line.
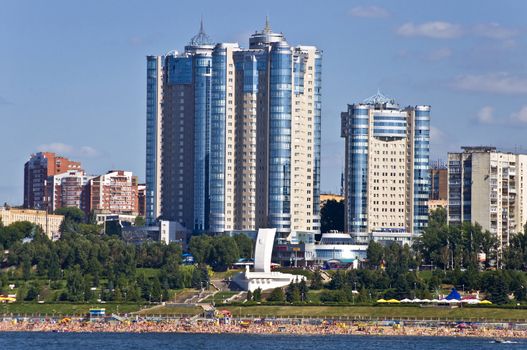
left=0, top=319, right=526, bottom=338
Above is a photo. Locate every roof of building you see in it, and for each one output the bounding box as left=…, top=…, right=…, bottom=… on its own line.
left=189, top=18, right=213, bottom=46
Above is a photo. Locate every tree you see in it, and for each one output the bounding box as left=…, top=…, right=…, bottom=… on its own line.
left=310, top=270, right=323, bottom=290
left=252, top=287, right=262, bottom=302
left=25, top=282, right=41, bottom=301
left=233, top=234, right=254, bottom=259
left=55, top=207, right=85, bottom=223
left=286, top=282, right=301, bottom=303
left=188, top=235, right=213, bottom=265
left=483, top=271, right=509, bottom=305
left=134, top=216, right=146, bottom=227
left=366, top=241, right=384, bottom=268
left=48, top=251, right=61, bottom=280
left=267, top=288, right=285, bottom=302
left=151, top=277, right=162, bottom=302
left=207, top=236, right=239, bottom=272
left=56, top=207, right=85, bottom=234
left=66, top=265, right=85, bottom=302
left=320, top=199, right=344, bottom=233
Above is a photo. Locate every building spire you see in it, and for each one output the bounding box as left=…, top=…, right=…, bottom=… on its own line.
left=189, top=17, right=212, bottom=46
left=199, top=16, right=205, bottom=35
left=264, top=15, right=271, bottom=33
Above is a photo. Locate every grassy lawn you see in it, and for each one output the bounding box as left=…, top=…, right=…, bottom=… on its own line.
left=0, top=303, right=143, bottom=316
left=134, top=305, right=203, bottom=316
left=211, top=270, right=239, bottom=280
left=220, top=305, right=527, bottom=321
left=136, top=268, right=159, bottom=278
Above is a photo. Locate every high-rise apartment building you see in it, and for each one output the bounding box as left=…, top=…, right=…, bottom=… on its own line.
left=23, top=152, right=82, bottom=210
left=47, top=170, right=94, bottom=214
left=430, top=166, right=448, bottom=201
left=88, top=170, right=139, bottom=215
left=447, top=146, right=527, bottom=250
left=146, top=20, right=322, bottom=237
left=137, top=184, right=146, bottom=218
left=340, top=92, right=430, bottom=237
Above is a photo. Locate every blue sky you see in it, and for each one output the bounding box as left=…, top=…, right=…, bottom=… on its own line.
left=1, top=0, right=527, bottom=204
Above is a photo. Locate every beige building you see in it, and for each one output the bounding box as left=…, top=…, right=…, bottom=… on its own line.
left=88, top=170, right=139, bottom=215
left=448, top=146, right=527, bottom=251
left=0, top=207, right=64, bottom=239
left=341, top=92, right=431, bottom=237
left=320, top=193, right=344, bottom=208
left=429, top=199, right=448, bottom=212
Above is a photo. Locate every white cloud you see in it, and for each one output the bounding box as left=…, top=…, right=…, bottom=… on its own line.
left=476, top=106, right=495, bottom=124
left=396, top=21, right=462, bottom=39
left=510, top=106, right=527, bottom=124
left=472, top=105, right=527, bottom=126
left=473, top=23, right=517, bottom=40
left=396, top=21, right=518, bottom=42
left=349, top=6, right=390, bottom=18
left=427, top=47, right=452, bottom=61
left=430, top=126, right=446, bottom=143
left=37, top=143, right=99, bottom=158
left=452, top=73, right=527, bottom=95
left=79, top=146, right=99, bottom=157
left=37, top=142, right=74, bottom=154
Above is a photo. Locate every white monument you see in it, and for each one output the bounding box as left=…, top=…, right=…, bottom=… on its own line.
left=233, top=228, right=305, bottom=292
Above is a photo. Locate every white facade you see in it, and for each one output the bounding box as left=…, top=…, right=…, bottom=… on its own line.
left=448, top=147, right=527, bottom=250
left=159, top=220, right=177, bottom=244
left=234, top=228, right=306, bottom=292
left=313, top=232, right=368, bottom=262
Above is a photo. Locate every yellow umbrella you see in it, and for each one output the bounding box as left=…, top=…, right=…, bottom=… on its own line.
left=479, top=300, right=493, bottom=305
left=387, top=299, right=401, bottom=303
left=377, top=299, right=387, bottom=303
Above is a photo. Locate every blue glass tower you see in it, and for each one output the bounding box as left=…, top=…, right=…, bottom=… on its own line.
left=147, top=20, right=322, bottom=237
left=145, top=55, right=162, bottom=225
left=341, top=92, right=430, bottom=237
left=413, top=106, right=431, bottom=232
left=268, top=40, right=292, bottom=233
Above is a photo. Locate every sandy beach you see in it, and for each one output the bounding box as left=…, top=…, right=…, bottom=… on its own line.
left=0, top=318, right=526, bottom=339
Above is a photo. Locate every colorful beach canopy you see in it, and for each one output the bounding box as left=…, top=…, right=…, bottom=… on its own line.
left=376, top=299, right=387, bottom=303
left=446, top=288, right=461, bottom=300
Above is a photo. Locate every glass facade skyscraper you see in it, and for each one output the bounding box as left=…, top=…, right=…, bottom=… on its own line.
left=145, top=21, right=322, bottom=237
left=340, top=92, right=430, bottom=237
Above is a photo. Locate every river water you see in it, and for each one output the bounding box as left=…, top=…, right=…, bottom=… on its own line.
left=0, top=332, right=523, bottom=350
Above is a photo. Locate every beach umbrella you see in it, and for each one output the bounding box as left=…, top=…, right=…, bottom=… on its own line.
left=479, top=300, right=492, bottom=305
left=431, top=299, right=440, bottom=303
left=466, top=299, right=480, bottom=305
left=411, top=298, right=422, bottom=303
left=387, top=299, right=400, bottom=303
left=377, top=299, right=387, bottom=303
left=421, top=299, right=431, bottom=303
left=400, top=298, right=412, bottom=303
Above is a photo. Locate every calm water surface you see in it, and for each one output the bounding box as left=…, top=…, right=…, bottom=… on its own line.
left=0, top=333, right=523, bottom=350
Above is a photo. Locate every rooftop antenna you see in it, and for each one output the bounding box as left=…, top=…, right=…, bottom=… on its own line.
left=264, top=15, right=271, bottom=33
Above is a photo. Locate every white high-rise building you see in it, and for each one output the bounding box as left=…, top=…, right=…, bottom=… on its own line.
left=340, top=92, right=431, bottom=240
left=448, top=146, right=527, bottom=251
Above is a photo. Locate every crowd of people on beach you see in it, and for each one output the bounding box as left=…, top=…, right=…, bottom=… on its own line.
left=0, top=317, right=526, bottom=338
